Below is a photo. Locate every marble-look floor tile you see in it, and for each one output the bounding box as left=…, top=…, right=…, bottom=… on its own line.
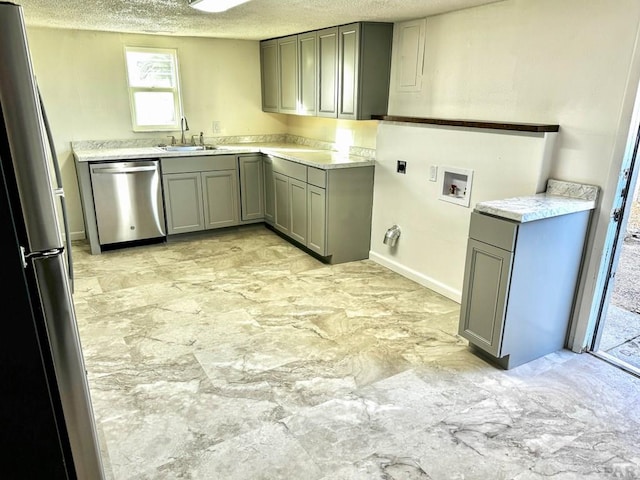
left=190, top=423, right=323, bottom=480
left=71, top=226, right=640, bottom=480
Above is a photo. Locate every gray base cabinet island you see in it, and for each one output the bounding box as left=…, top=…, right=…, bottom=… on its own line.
left=458, top=180, right=599, bottom=369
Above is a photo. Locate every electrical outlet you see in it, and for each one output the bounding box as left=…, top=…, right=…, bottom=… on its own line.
left=397, top=160, right=407, bottom=174
left=212, top=121, right=221, bottom=134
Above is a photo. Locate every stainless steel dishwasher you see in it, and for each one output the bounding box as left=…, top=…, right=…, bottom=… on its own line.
left=89, top=159, right=166, bottom=246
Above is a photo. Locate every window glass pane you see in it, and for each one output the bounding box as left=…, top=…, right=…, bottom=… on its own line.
left=126, top=51, right=176, bottom=88
left=133, top=91, right=176, bottom=126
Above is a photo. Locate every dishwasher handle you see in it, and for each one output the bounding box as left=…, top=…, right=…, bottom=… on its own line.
left=91, top=165, right=159, bottom=174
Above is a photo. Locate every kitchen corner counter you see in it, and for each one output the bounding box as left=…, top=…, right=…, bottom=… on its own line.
left=72, top=142, right=375, bottom=170
left=474, top=179, right=599, bottom=223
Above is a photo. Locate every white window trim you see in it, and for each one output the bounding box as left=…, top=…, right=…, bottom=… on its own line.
left=124, top=46, right=183, bottom=132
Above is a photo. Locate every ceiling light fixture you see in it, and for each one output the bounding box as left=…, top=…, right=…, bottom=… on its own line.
left=188, top=0, right=250, bottom=13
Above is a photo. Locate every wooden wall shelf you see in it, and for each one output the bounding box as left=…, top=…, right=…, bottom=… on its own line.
left=371, top=115, right=560, bottom=133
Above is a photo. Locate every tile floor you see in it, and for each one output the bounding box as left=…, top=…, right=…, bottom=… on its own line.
left=72, top=225, right=640, bottom=480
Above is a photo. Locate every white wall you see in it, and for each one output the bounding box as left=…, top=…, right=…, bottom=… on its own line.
left=25, top=27, right=288, bottom=238
left=371, top=124, right=553, bottom=300
left=370, top=0, right=640, bottom=331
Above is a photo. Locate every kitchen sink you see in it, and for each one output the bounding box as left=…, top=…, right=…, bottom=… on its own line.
left=159, top=145, right=205, bottom=151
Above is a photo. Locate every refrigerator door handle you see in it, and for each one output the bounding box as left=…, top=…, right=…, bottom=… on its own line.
left=38, top=86, right=75, bottom=292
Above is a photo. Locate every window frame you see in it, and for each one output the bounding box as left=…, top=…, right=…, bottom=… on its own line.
left=124, top=46, right=183, bottom=132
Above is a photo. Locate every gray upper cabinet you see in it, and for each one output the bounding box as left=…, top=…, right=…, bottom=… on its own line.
left=317, top=27, right=338, bottom=118
left=260, top=39, right=279, bottom=113
left=338, top=22, right=393, bottom=120
left=260, top=21, right=392, bottom=119
left=278, top=35, right=298, bottom=114
left=298, top=31, right=318, bottom=116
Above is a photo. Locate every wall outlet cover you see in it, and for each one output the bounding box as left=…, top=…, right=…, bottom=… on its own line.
left=429, top=165, right=438, bottom=182
left=397, top=160, right=407, bottom=174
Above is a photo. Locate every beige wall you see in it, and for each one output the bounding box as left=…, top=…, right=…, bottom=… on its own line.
left=286, top=116, right=378, bottom=150
left=25, top=27, right=288, bottom=237
left=371, top=0, right=640, bottom=349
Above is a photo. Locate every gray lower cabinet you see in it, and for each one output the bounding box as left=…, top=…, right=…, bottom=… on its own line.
left=273, top=171, right=290, bottom=233
left=163, top=172, right=205, bottom=234
left=458, top=210, right=591, bottom=369
left=201, top=170, right=239, bottom=229
left=238, top=154, right=264, bottom=221
left=162, top=155, right=239, bottom=235
left=267, top=155, right=373, bottom=264
left=307, top=184, right=326, bottom=255
left=289, top=178, right=308, bottom=244
left=263, top=156, right=275, bottom=225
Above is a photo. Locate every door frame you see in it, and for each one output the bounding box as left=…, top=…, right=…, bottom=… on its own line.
left=568, top=73, right=640, bottom=359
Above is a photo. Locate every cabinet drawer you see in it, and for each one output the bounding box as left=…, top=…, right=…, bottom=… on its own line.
left=307, top=166, right=326, bottom=188
left=161, top=155, right=236, bottom=174
left=271, top=156, right=307, bottom=182
left=469, top=212, right=518, bottom=252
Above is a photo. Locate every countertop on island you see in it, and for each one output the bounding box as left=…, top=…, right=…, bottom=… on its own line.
left=72, top=142, right=375, bottom=170
left=474, top=179, right=599, bottom=223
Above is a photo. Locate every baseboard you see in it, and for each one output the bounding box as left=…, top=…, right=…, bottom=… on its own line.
left=368, top=251, right=462, bottom=303
left=70, top=231, right=85, bottom=242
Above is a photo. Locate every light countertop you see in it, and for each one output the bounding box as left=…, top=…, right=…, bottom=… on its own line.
left=474, top=179, right=599, bottom=222
left=72, top=142, right=375, bottom=170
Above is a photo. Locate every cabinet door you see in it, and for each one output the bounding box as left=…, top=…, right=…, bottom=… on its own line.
left=289, top=177, right=307, bottom=245
left=273, top=172, right=290, bottom=234
left=201, top=170, right=239, bottom=230
left=307, top=185, right=326, bottom=255
left=337, top=23, right=360, bottom=120
left=317, top=27, right=338, bottom=118
left=163, top=173, right=204, bottom=234
left=298, top=31, right=317, bottom=116
left=278, top=35, right=298, bottom=114
left=260, top=39, right=279, bottom=112
left=263, top=157, right=275, bottom=225
left=458, top=239, right=513, bottom=357
left=238, top=155, right=264, bottom=221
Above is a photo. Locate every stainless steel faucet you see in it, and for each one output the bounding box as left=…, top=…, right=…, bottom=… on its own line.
left=180, top=116, right=189, bottom=145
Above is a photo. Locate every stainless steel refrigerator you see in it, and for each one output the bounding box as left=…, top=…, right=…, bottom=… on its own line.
left=0, top=2, right=105, bottom=478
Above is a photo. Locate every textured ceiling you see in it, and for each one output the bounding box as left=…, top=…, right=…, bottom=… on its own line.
left=15, top=0, right=504, bottom=40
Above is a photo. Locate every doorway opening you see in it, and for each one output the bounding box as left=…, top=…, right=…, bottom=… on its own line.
left=589, top=113, right=640, bottom=378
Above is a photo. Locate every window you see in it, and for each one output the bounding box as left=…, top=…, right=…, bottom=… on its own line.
left=124, top=46, right=182, bottom=131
